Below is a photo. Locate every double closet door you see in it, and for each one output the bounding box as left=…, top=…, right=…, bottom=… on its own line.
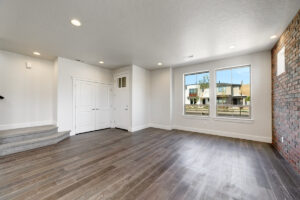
left=74, top=80, right=112, bottom=134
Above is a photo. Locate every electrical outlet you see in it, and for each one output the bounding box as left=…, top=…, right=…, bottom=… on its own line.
left=281, top=136, right=284, bottom=143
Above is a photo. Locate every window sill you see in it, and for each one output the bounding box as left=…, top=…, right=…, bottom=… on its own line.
left=182, top=114, right=210, bottom=120
left=213, top=117, right=254, bottom=124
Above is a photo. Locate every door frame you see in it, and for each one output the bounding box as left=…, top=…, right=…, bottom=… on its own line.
left=113, top=73, right=130, bottom=130
left=72, top=76, right=112, bottom=135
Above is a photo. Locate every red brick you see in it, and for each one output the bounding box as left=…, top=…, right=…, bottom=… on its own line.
left=272, top=10, right=300, bottom=174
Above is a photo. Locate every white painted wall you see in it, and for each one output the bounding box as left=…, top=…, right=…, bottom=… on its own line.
left=0, top=49, right=272, bottom=143
left=149, top=67, right=172, bottom=129
left=172, top=51, right=272, bottom=142
left=0, top=50, right=55, bottom=130
left=56, top=57, right=112, bottom=134
left=131, top=65, right=150, bottom=131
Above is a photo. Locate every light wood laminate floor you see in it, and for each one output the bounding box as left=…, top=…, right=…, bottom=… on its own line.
left=0, top=128, right=299, bottom=200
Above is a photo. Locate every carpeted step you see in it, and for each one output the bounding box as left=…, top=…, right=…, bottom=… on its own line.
left=0, top=125, right=58, bottom=144
left=0, top=131, right=70, bottom=156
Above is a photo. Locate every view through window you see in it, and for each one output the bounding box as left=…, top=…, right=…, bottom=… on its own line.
left=216, top=66, right=251, bottom=118
left=118, top=77, right=127, bottom=88
left=184, top=71, right=210, bottom=115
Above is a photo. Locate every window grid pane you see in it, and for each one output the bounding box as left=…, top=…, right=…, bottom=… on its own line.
left=122, top=77, right=126, bottom=88
left=118, top=78, right=121, bottom=88
left=216, top=66, right=251, bottom=118
left=184, top=71, right=210, bottom=116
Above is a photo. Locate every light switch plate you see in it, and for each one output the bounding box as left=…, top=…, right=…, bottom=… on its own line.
left=26, top=62, right=32, bottom=69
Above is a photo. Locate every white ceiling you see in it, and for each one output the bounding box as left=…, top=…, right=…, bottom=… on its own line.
left=0, top=0, right=299, bottom=69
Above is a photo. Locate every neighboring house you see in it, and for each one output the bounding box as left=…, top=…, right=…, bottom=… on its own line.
left=185, top=83, right=250, bottom=105
left=216, top=83, right=250, bottom=106
left=185, top=84, right=210, bottom=105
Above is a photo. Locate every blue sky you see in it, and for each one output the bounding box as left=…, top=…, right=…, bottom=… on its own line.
left=185, top=72, right=209, bottom=85
left=216, top=66, right=250, bottom=84
left=185, top=66, right=250, bottom=85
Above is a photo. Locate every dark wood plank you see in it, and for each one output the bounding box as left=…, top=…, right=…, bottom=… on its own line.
left=0, top=128, right=299, bottom=200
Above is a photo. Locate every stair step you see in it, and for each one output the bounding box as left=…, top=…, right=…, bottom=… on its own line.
left=0, top=131, right=70, bottom=156
left=0, top=125, right=58, bottom=144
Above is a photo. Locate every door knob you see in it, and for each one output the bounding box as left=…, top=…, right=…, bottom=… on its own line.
left=0, top=96, right=4, bottom=100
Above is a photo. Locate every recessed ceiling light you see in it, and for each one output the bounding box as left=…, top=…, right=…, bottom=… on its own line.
left=270, top=35, right=277, bottom=39
left=157, top=62, right=163, bottom=66
left=229, top=45, right=235, bottom=49
left=71, top=19, right=81, bottom=27
left=33, top=51, right=40, bottom=56
left=99, top=61, right=104, bottom=64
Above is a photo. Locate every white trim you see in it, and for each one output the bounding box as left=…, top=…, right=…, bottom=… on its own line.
left=148, top=123, right=172, bottom=130
left=172, top=125, right=271, bottom=143
left=212, top=117, right=254, bottom=124
left=130, top=123, right=174, bottom=132
left=0, top=120, right=55, bottom=130
left=133, top=123, right=271, bottom=143
left=181, top=115, right=210, bottom=120
left=113, top=72, right=129, bottom=78
left=72, top=79, right=77, bottom=135
left=72, top=76, right=113, bottom=86
left=129, top=124, right=149, bottom=132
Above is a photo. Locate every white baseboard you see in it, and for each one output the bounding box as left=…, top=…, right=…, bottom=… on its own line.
left=130, top=123, right=173, bottom=132
left=122, top=123, right=270, bottom=143
left=129, top=124, right=149, bottom=132
left=0, top=120, right=55, bottom=131
left=172, top=125, right=272, bottom=143
left=148, top=123, right=172, bottom=130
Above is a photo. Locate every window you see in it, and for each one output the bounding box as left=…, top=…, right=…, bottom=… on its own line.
left=189, top=88, right=198, bottom=96
left=118, top=78, right=122, bottom=88
left=118, top=77, right=127, bottom=88
left=216, top=65, right=251, bottom=118
left=277, top=47, right=285, bottom=76
left=218, top=87, right=225, bottom=93
left=184, top=71, right=210, bottom=115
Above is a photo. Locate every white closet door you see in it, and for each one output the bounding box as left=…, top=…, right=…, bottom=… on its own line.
left=75, top=80, right=96, bottom=134
left=95, top=84, right=112, bottom=130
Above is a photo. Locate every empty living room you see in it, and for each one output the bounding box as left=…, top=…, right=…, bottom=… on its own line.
left=0, top=0, right=300, bottom=199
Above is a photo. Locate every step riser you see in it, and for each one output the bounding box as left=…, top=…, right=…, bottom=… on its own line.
left=0, top=133, right=69, bottom=156
left=0, top=128, right=58, bottom=144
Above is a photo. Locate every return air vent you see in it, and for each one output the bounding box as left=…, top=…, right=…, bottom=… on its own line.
left=76, top=59, right=84, bottom=63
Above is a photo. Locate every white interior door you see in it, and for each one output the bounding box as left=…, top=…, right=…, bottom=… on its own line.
left=95, top=84, right=112, bottom=130
left=75, top=80, right=96, bottom=134
left=75, top=80, right=112, bottom=134
left=113, top=74, right=129, bottom=130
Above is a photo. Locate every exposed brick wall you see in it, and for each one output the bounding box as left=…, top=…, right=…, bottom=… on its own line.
left=272, top=10, right=300, bottom=174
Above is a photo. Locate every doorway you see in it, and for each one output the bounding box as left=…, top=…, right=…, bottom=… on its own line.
left=113, top=74, right=130, bottom=130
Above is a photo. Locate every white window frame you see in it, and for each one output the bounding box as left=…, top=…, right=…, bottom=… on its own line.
left=183, top=70, right=211, bottom=118
left=214, top=64, right=253, bottom=121
left=277, top=47, right=285, bottom=76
